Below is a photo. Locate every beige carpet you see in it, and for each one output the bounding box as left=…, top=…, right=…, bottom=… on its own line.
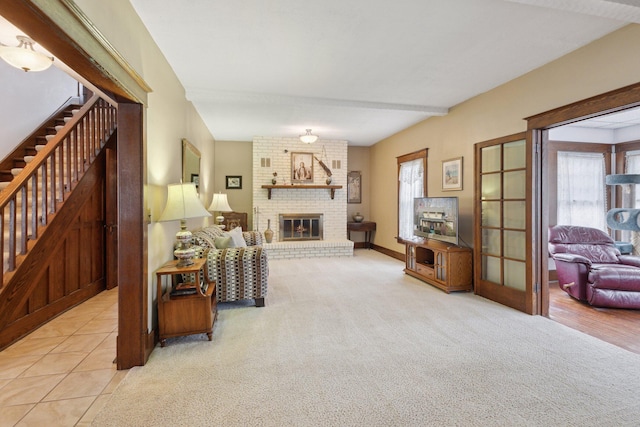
left=94, top=250, right=640, bottom=426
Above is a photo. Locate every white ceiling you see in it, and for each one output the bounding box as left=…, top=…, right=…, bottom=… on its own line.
left=127, top=0, right=640, bottom=145
left=4, top=1, right=640, bottom=146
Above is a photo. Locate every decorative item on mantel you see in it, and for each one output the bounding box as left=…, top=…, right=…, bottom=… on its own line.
left=272, top=171, right=278, bottom=185
left=264, top=219, right=274, bottom=243
left=353, top=212, right=364, bottom=223
left=314, top=148, right=333, bottom=185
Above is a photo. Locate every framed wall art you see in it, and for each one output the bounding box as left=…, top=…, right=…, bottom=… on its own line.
left=442, top=157, right=463, bottom=191
left=190, top=173, right=200, bottom=189
left=347, top=171, right=361, bottom=204
left=291, top=152, right=314, bottom=183
left=226, top=175, right=242, bottom=189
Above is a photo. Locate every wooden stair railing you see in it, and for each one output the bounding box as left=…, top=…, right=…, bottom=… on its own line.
left=0, top=94, right=116, bottom=286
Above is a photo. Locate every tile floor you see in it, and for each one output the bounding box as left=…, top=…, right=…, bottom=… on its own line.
left=0, top=288, right=127, bottom=426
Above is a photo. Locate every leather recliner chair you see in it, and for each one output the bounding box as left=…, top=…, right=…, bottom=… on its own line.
left=548, top=225, right=640, bottom=309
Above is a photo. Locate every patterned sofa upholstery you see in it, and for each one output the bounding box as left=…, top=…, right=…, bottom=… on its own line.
left=191, top=225, right=268, bottom=307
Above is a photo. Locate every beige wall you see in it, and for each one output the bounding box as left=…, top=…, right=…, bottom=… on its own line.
left=347, top=146, right=371, bottom=222
left=371, top=24, right=640, bottom=255
left=75, top=0, right=217, bottom=329
left=211, top=140, right=254, bottom=228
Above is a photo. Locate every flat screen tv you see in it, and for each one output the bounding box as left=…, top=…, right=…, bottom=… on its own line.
left=413, top=197, right=459, bottom=245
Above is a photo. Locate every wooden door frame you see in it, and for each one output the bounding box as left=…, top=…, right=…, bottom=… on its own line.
left=1, top=1, right=151, bottom=368
left=526, top=82, right=640, bottom=316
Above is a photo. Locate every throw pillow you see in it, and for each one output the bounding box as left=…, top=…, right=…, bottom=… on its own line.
left=228, top=226, right=247, bottom=247
left=214, top=236, right=234, bottom=249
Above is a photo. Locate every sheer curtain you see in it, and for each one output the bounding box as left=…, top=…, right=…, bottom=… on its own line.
left=557, top=151, right=606, bottom=230
left=398, top=159, right=424, bottom=239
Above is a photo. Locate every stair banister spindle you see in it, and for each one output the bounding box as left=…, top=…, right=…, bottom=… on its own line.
left=8, top=198, right=16, bottom=272
left=30, top=174, right=38, bottom=240
left=20, top=186, right=27, bottom=255
left=72, top=128, right=78, bottom=182
left=65, top=134, right=71, bottom=193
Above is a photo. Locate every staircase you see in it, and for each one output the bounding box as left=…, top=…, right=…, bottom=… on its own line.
left=0, top=94, right=117, bottom=350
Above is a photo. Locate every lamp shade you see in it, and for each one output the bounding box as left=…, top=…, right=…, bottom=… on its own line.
left=208, top=193, right=232, bottom=212
left=159, top=183, right=211, bottom=222
left=0, top=36, right=53, bottom=72
left=299, top=129, right=318, bottom=144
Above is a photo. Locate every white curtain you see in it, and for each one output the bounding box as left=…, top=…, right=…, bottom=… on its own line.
left=557, top=151, right=606, bottom=230
left=398, top=159, right=424, bottom=239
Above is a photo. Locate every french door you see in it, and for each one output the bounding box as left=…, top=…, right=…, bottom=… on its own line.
left=474, top=132, right=537, bottom=314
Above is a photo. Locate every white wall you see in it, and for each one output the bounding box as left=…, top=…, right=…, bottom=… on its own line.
left=0, top=60, right=79, bottom=159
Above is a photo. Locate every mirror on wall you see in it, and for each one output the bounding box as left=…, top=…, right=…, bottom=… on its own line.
left=182, top=138, right=201, bottom=189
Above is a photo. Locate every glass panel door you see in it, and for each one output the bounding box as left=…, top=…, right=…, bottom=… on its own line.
left=474, top=134, right=533, bottom=313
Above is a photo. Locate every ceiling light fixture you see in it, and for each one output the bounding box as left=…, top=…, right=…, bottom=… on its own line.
left=299, top=129, right=318, bottom=144
left=0, top=36, right=53, bottom=72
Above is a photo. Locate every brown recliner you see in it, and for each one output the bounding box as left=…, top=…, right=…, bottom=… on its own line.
left=548, top=225, right=640, bottom=309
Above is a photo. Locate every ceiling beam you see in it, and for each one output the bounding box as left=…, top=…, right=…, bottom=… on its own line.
left=503, top=0, right=640, bottom=23
left=185, top=89, right=449, bottom=115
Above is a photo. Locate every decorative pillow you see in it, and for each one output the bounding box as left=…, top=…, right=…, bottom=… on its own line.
left=214, top=236, right=234, bottom=249
left=228, top=226, right=247, bottom=248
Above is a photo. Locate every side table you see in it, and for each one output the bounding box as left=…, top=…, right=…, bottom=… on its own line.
left=156, top=258, right=217, bottom=347
left=347, top=221, right=377, bottom=249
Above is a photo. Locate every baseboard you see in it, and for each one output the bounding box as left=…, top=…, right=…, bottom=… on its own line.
left=145, top=329, right=156, bottom=361
left=372, top=244, right=405, bottom=262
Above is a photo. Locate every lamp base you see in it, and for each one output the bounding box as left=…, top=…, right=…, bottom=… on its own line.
left=174, top=220, right=195, bottom=267
left=174, top=246, right=195, bottom=267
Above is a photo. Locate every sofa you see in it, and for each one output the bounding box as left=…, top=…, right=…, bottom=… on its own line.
left=191, top=225, right=268, bottom=307
left=548, top=225, right=640, bottom=309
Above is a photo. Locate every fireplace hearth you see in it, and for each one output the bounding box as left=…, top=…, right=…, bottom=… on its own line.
left=279, top=213, right=323, bottom=241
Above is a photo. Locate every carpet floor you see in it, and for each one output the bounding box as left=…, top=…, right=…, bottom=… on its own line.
left=93, top=250, right=640, bottom=426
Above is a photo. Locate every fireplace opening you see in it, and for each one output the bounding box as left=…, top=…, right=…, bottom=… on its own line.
left=279, top=213, right=323, bottom=241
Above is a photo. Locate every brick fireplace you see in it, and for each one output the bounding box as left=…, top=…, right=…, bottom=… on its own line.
left=252, top=136, right=353, bottom=258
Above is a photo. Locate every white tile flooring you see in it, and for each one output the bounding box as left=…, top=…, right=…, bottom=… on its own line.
left=0, top=288, right=126, bottom=426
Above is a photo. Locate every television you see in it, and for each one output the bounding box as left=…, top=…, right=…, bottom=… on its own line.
left=413, top=197, right=459, bottom=245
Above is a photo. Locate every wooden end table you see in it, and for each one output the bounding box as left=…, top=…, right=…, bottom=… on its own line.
left=156, top=258, right=217, bottom=347
left=347, top=221, right=377, bottom=249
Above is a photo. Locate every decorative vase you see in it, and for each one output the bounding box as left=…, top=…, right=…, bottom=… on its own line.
left=353, top=212, right=364, bottom=223
left=326, top=176, right=332, bottom=185
left=264, top=219, right=274, bottom=243
left=271, top=178, right=277, bottom=185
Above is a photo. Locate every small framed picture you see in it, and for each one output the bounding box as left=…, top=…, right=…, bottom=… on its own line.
left=226, top=175, right=242, bottom=189
left=347, top=171, right=361, bottom=204
left=442, top=157, right=463, bottom=191
left=190, top=173, right=199, bottom=189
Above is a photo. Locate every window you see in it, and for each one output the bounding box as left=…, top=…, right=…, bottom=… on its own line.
left=557, top=151, right=607, bottom=230
left=397, top=149, right=427, bottom=241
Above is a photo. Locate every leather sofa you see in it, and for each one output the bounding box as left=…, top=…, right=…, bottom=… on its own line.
left=548, top=225, right=640, bottom=309
left=191, top=225, right=268, bottom=307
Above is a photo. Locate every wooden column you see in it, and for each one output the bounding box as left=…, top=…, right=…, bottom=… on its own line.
left=116, top=103, right=148, bottom=369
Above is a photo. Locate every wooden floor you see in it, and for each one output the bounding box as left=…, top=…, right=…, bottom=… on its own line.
left=548, top=282, right=640, bottom=355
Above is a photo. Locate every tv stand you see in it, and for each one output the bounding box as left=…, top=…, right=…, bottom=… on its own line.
left=404, top=238, right=472, bottom=293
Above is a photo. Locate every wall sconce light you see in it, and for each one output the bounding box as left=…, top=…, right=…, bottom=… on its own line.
left=299, top=129, right=318, bottom=144
left=0, top=36, right=54, bottom=72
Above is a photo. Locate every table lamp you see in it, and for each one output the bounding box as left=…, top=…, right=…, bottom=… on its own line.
left=159, top=182, right=211, bottom=267
left=208, top=192, right=232, bottom=228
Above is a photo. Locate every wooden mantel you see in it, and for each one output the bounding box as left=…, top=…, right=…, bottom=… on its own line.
left=261, top=184, right=343, bottom=199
